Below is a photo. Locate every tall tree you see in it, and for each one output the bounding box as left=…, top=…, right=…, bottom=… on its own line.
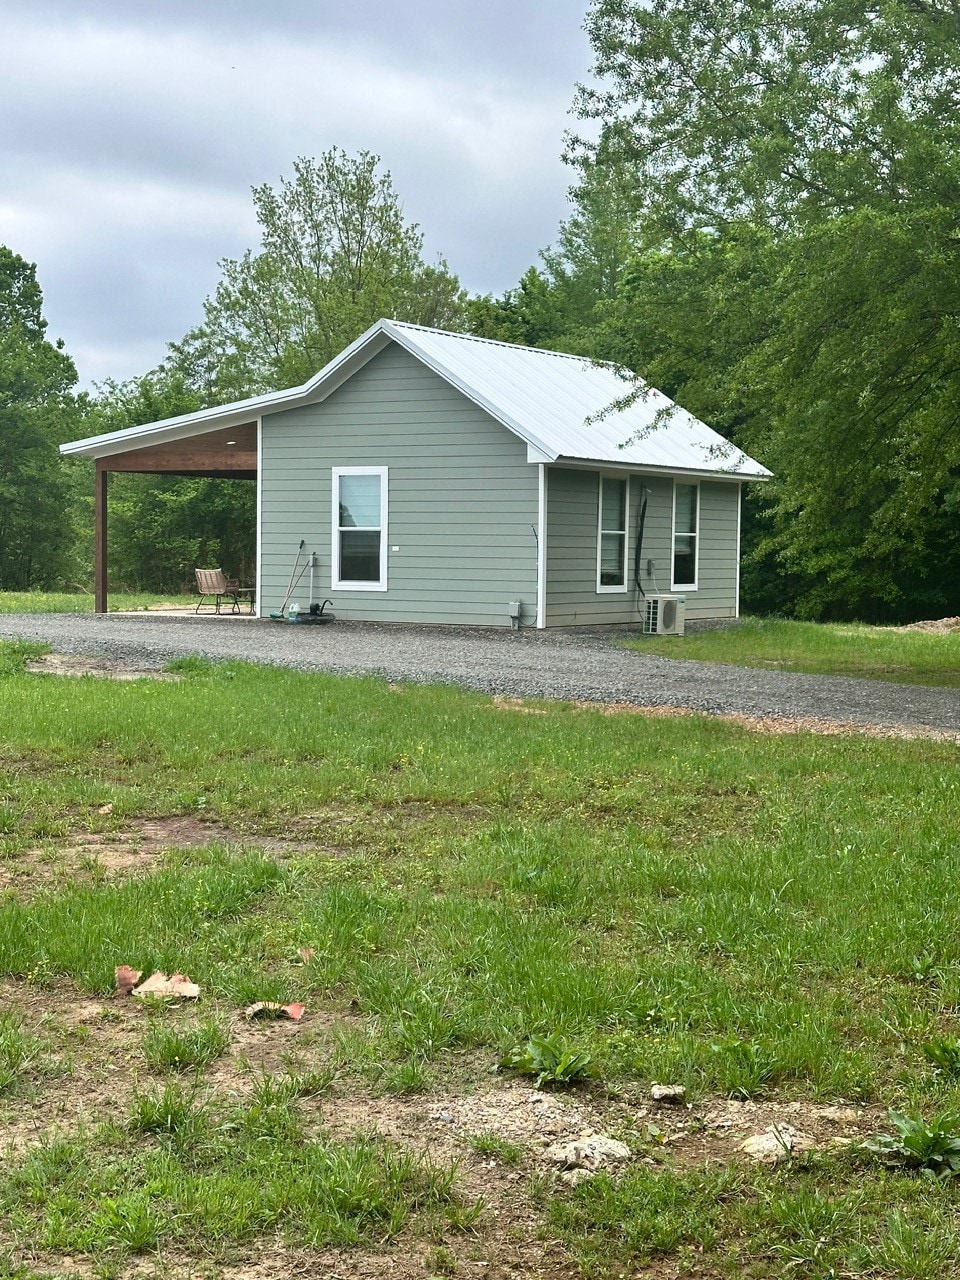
left=571, top=0, right=960, bottom=620
left=468, top=161, right=640, bottom=355
left=0, top=247, right=78, bottom=590
left=174, top=150, right=467, bottom=398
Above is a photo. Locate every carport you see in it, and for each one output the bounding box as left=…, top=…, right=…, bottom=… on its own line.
left=75, top=422, right=257, bottom=613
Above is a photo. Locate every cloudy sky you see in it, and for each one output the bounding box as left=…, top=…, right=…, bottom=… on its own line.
left=1, top=0, right=594, bottom=388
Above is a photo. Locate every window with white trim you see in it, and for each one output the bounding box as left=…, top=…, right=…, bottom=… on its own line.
left=332, top=467, right=388, bottom=591
left=597, top=474, right=628, bottom=592
left=672, top=481, right=698, bottom=589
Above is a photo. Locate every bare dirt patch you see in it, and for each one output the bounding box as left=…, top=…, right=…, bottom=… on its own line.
left=0, top=816, right=326, bottom=896
left=568, top=699, right=960, bottom=745
left=24, top=653, right=178, bottom=681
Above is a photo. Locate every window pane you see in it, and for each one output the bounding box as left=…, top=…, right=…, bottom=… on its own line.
left=600, top=532, right=625, bottom=585
left=340, top=529, right=381, bottom=582
left=675, top=483, right=697, bottom=535
left=601, top=478, right=626, bottom=531
left=339, top=474, right=381, bottom=528
left=674, top=534, right=696, bottom=585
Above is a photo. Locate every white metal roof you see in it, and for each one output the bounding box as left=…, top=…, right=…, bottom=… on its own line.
left=61, top=319, right=770, bottom=479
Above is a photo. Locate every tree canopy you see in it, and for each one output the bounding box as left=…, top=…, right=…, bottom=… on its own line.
left=550, top=0, right=960, bottom=619
left=0, top=247, right=79, bottom=590
left=173, top=149, right=467, bottom=399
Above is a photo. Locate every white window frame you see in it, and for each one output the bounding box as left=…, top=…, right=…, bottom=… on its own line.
left=671, top=479, right=699, bottom=591
left=596, top=473, right=630, bottom=594
left=332, top=466, right=388, bottom=592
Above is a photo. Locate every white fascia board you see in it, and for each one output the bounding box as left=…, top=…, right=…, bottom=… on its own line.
left=381, top=320, right=560, bottom=462
left=59, top=323, right=395, bottom=461
left=550, top=457, right=772, bottom=482
left=60, top=392, right=299, bottom=459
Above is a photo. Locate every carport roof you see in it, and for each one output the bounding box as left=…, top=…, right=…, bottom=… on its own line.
left=61, top=319, right=771, bottom=480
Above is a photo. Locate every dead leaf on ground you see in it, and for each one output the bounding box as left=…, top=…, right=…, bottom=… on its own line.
left=115, top=965, right=142, bottom=996
left=243, top=1001, right=305, bottom=1022
left=132, top=971, right=200, bottom=1000
left=296, top=946, right=315, bottom=964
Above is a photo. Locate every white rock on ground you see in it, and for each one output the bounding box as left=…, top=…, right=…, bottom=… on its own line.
left=544, top=1133, right=632, bottom=1186
left=650, top=1083, right=687, bottom=1103
left=738, top=1126, right=815, bottom=1164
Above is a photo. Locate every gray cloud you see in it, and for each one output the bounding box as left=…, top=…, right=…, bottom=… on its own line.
left=0, top=1, right=593, bottom=387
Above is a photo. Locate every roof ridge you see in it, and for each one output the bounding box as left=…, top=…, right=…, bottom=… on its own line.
left=385, top=319, right=605, bottom=365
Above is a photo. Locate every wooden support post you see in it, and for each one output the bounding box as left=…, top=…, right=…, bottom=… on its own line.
left=94, top=461, right=108, bottom=614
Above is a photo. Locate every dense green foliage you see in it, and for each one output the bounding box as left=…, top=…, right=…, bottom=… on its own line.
left=471, top=1, right=960, bottom=620
left=172, top=149, right=467, bottom=399
left=0, top=248, right=79, bottom=590
left=532, top=0, right=960, bottom=621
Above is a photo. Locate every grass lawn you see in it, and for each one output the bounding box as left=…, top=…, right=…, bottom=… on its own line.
left=624, top=615, right=960, bottom=687
left=0, top=639, right=959, bottom=1275
left=0, top=591, right=194, bottom=614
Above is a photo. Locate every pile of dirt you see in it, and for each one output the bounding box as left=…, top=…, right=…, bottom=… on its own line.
left=896, top=616, right=960, bottom=634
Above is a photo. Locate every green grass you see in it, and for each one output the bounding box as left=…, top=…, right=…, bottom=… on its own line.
left=140, top=1018, right=230, bottom=1073
left=624, top=615, right=960, bottom=686
left=1, top=637, right=959, bottom=1271
left=548, top=1156, right=960, bottom=1278
left=0, top=591, right=194, bottom=614
left=2, top=1086, right=457, bottom=1256
left=0, top=1014, right=39, bottom=1094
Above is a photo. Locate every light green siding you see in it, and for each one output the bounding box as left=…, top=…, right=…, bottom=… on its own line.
left=544, top=467, right=740, bottom=625
left=259, top=343, right=539, bottom=626
left=693, top=480, right=741, bottom=619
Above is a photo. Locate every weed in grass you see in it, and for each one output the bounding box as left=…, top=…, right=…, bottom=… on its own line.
left=907, top=953, right=944, bottom=985
left=141, top=1018, right=228, bottom=1072
left=0, top=1014, right=39, bottom=1093
left=864, top=1110, right=960, bottom=1179
left=467, top=1131, right=523, bottom=1165
left=500, top=1034, right=592, bottom=1088
left=922, top=1036, right=960, bottom=1076
left=381, top=1057, right=432, bottom=1095
left=250, top=1064, right=336, bottom=1104
left=710, top=1037, right=779, bottom=1099
left=426, top=1244, right=459, bottom=1275
left=870, top=1208, right=960, bottom=1279
left=129, top=1083, right=210, bottom=1141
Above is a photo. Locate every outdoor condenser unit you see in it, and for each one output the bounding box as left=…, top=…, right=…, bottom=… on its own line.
left=643, top=594, right=686, bottom=636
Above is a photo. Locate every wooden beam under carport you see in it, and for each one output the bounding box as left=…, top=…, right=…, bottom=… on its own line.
left=95, top=460, right=108, bottom=615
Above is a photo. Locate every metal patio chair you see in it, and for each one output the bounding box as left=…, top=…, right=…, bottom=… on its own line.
left=194, top=568, right=255, bottom=615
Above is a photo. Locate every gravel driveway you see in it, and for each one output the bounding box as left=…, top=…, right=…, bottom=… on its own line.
left=0, top=612, right=957, bottom=736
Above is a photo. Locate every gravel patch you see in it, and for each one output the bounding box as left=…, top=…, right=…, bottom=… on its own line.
left=0, top=612, right=957, bottom=735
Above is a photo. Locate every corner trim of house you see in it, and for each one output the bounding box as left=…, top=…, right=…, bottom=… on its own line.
left=536, top=463, right=547, bottom=629
left=255, top=418, right=263, bottom=618
left=742, top=481, right=747, bottom=616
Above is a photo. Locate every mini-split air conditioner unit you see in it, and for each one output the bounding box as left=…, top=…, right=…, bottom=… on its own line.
left=643, top=594, right=686, bottom=636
